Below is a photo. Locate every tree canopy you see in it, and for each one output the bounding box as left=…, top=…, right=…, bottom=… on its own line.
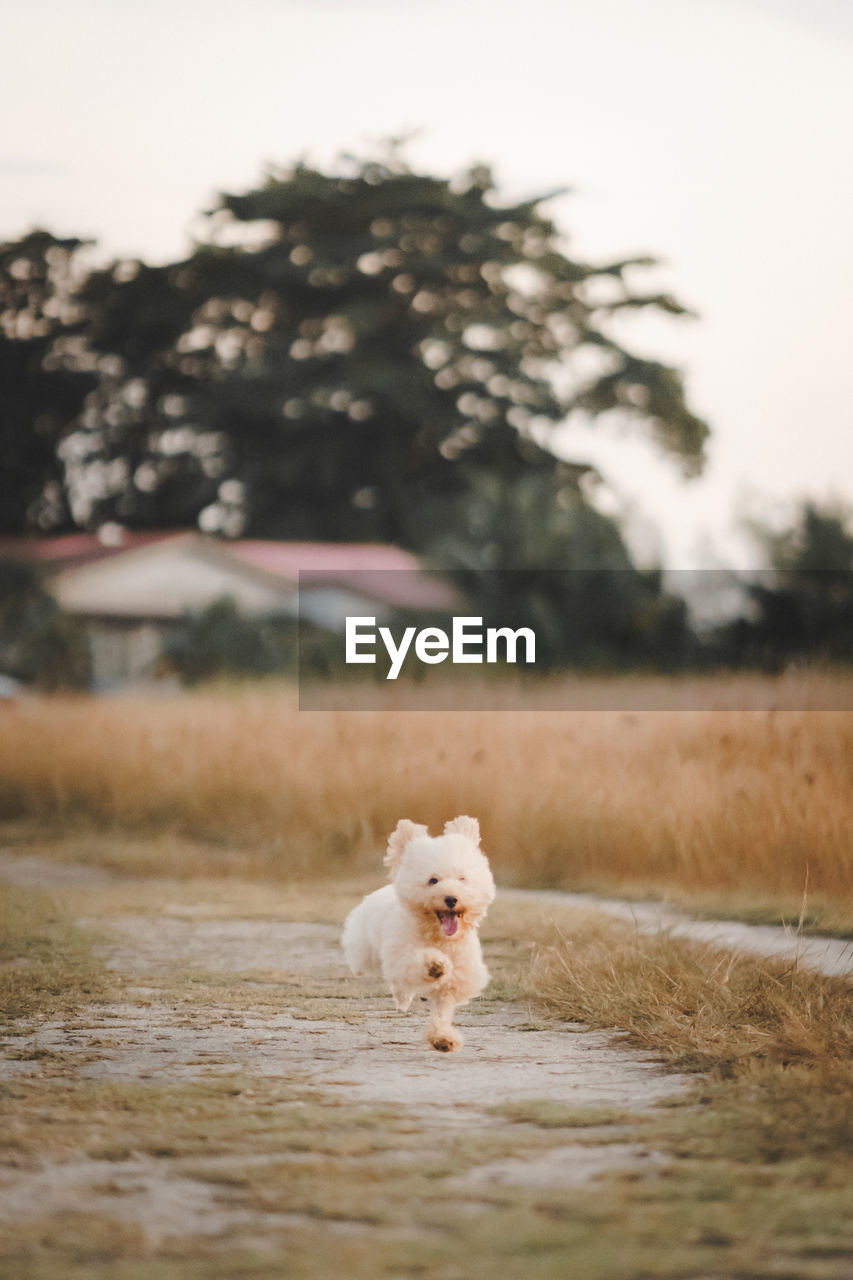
left=0, top=231, right=97, bottom=533
left=9, top=148, right=708, bottom=558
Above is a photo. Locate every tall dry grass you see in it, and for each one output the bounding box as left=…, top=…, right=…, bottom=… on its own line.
left=530, top=915, right=853, bottom=1077
left=1, top=678, right=851, bottom=923
left=528, top=913, right=853, bottom=1169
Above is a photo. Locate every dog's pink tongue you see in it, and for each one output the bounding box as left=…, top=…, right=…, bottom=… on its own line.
left=440, top=914, right=459, bottom=937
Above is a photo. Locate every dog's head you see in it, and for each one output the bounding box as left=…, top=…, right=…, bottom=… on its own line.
left=383, top=816, right=496, bottom=939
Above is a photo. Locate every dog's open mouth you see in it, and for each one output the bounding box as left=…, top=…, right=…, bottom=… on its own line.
left=437, top=911, right=461, bottom=937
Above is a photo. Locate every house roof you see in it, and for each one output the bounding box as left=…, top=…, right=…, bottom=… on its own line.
left=228, top=541, right=457, bottom=609
left=0, top=529, right=170, bottom=570
left=0, top=530, right=458, bottom=619
left=231, top=540, right=421, bottom=577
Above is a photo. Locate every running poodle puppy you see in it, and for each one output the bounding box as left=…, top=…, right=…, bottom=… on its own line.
left=342, top=816, right=496, bottom=1052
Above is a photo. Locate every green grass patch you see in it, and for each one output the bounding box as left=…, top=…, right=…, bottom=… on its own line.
left=0, top=1073, right=415, bottom=1167
left=488, top=1100, right=634, bottom=1130
left=0, top=882, right=112, bottom=1025
left=3, top=1160, right=852, bottom=1280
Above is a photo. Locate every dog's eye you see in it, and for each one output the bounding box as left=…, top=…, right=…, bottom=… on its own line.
left=428, top=877, right=438, bottom=885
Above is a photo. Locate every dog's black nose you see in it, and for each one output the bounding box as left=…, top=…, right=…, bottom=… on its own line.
left=444, top=896, right=457, bottom=909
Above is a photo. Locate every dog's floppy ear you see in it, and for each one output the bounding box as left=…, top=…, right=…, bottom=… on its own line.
left=384, top=819, right=429, bottom=872
left=444, top=815, right=481, bottom=845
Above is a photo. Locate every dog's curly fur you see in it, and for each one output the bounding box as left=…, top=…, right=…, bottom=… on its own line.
left=342, top=816, right=496, bottom=1052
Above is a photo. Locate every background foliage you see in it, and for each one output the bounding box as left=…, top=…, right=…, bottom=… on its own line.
left=1, top=148, right=850, bottom=680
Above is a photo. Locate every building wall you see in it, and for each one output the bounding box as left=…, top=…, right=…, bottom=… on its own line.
left=87, top=620, right=165, bottom=688
left=51, top=543, right=297, bottom=619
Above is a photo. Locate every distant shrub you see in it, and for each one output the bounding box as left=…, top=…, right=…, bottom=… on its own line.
left=0, top=559, right=91, bottom=689
left=161, top=596, right=294, bottom=685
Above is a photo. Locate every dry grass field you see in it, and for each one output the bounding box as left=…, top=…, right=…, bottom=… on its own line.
left=1, top=674, right=851, bottom=930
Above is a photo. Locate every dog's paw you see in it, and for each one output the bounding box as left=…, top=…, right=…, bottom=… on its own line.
left=428, top=1027, right=462, bottom=1053
left=423, top=948, right=450, bottom=983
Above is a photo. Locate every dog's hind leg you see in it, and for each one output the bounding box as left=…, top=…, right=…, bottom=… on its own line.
left=390, top=985, right=415, bottom=1013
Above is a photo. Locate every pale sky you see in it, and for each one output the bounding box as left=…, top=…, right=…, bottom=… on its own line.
left=3, top=0, right=852, bottom=567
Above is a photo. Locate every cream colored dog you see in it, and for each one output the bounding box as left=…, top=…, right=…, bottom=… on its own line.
left=342, top=816, right=496, bottom=1052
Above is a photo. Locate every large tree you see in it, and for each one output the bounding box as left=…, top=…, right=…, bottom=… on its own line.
left=59, top=147, right=708, bottom=549
left=0, top=231, right=97, bottom=533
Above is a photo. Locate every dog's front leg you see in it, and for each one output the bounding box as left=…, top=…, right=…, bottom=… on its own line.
left=422, top=946, right=453, bottom=985
left=385, top=947, right=450, bottom=1012
left=425, top=988, right=462, bottom=1053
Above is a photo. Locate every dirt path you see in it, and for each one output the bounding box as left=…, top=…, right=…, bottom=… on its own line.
left=0, top=907, right=683, bottom=1110
left=1, top=852, right=849, bottom=1257
left=501, top=888, right=853, bottom=980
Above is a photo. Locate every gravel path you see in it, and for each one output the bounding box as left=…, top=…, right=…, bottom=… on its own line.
left=1, top=851, right=849, bottom=1250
